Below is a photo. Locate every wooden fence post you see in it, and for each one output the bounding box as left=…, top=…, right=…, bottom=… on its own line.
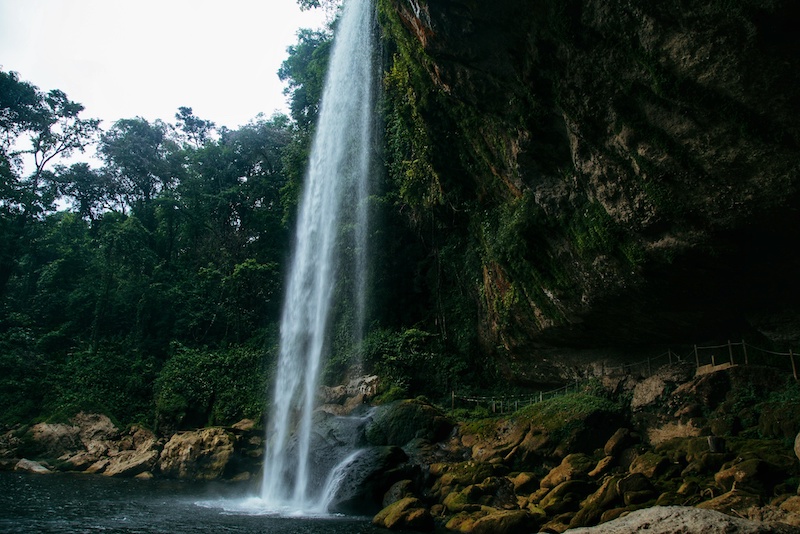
left=694, top=345, right=699, bottom=368
left=791, top=349, right=798, bottom=381
left=742, top=340, right=749, bottom=365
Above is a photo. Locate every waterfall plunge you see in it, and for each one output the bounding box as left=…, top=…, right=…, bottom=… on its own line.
left=260, top=0, right=375, bottom=513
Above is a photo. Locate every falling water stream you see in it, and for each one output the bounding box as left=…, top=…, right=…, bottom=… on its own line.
left=259, top=0, right=375, bottom=514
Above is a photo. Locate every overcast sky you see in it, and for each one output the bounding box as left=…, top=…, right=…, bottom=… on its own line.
left=0, top=0, right=327, bottom=130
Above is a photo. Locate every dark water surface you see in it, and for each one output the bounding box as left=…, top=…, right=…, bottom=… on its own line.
left=0, top=472, right=388, bottom=533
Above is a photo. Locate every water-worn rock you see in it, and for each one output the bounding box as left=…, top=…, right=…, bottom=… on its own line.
left=327, top=446, right=409, bottom=515
left=14, top=458, right=51, bottom=474
left=104, top=426, right=160, bottom=477
left=372, top=497, right=434, bottom=531
left=697, top=488, right=762, bottom=515
left=540, top=453, right=595, bottom=489
left=470, top=509, right=537, bottom=534
left=629, top=451, right=670, bottom=478
left=366, top=399, right=452, bottom=447
left=603, top=428, right=633, bottom=457
left=715, top=459, right=772, bottom=493
left=27, top=422, right=81, bottom=458
left=158, top=427, right=232, bottom=480
left=567, top=505, right=797, bottom=533
left=539, top=480, right=592, bottom=515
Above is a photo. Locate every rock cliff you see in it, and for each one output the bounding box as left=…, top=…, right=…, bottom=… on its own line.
left=378, top=0, right=800, bottom=376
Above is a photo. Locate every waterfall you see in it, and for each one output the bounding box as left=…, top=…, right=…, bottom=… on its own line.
left=260, top=0, right=375, bottom=513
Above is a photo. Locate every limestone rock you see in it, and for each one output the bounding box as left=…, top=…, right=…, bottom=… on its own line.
left=158, top=427, right=232, bottom=480
left=372, top=497, right=434, bottom=531
left=366, top=399, right=452, bottom=447
left=231, top=419, right=256, bottom=432
left=326, top=446, right=409, bottom=515
left=697, top=489, right=762, bottom=514
left=540, top=453, right=595, bottom=489
left=71, top=412, right=118, bottom=444
left=603, top=428, right=632, bottom=457
left=539, top=480, right=592, bottom=515
left=510, top=471, right=538, bottom=494
left=714, top=459, right=774, bottom=494
left=104, top=427, right=160, bottom=478
left=629, top=451, right=670, bottom=478
left=589, top=456, right=614, bottom=478
left=470, top=509, right=536, bottom=534
left=28, top=422, right=81, bottom=458
left=567, top=505, right=796, bottom=533
left=14, top=458, right=51, bottom=474
left=383, top=479, right=415, bottom=508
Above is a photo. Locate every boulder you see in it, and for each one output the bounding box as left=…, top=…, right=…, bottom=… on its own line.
left=104, top=427, right=160, bottom=478
left=567, top=505, right=796, bottom=533
left=71, top=412, right=119, bottom=444
left=569, top=475, right=624, bottom=528
left=27, top=422, right=81, bottom=458
left=104, top=449, right=159, bottom=477
left=326, top=446, right=409, bottom=515
left=629, top=451, right=670, bottom=478
left=616, top=473, right=656, bottom=506
left=540, top=453, right=595, bottom=489
left=383, top=479, right=415, bottom=508
left=588, top=456, right=614, bottom=478
left=158, top=427, right=232, bottom=480
left=366, top=399, right=452, bottom=447
left=603, top=428, right=633, bottom=457
left=14, top=458, right=51, bottom=474
left=510, top=471, right=539, bottom=494
left=442, top=476, right=517, bottom=513
left=372, top=497, right=434, bottom=531
left=470, top=510, right=537, bottom=534
left=539, top=480, right=593, bottom=515
left=714, top=458, right=779, bottom=494
left=697, top=488, right=762, bottom=514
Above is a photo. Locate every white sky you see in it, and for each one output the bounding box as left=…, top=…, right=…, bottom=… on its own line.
left=0, top=0, right=328, bottom=130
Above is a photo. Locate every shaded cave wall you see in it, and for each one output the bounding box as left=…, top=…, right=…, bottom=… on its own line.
left=374, top=0, right=800, bottom=381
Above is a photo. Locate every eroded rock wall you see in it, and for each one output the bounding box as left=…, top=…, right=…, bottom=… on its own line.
left=378, top=0, right=800, bottom=374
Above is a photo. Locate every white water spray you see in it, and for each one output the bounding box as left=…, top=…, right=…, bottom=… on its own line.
left=260, top=0, right=375, bottom=513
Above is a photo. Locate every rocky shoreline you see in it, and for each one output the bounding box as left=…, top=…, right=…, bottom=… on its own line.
left=2, top=367, right=800, bottom=533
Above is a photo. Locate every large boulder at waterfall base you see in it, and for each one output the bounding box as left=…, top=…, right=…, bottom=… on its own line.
left=159, top=427, right=234, bottom=480
left=365, top=399, right=453, bottom=447
left=326, top=446, right=409, bottom=515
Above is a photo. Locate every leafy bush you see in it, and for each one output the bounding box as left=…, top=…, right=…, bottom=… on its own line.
left=154, top=344, right=271, bottom=432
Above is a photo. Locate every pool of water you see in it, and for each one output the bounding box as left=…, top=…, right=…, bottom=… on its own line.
left=0, top=472, right=390, bottom=533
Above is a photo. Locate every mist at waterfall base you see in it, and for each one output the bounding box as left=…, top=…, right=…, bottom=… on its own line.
left=0, top=472, right=389, bottom=533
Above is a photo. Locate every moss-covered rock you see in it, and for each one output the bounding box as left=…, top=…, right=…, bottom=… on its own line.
left=541, top=453, right=596, bottom=489
left=470, top=509, right=538, bottom=534
left=372, top=497, right=434, bottom=531
left=366, top=399, right=453, bottom=447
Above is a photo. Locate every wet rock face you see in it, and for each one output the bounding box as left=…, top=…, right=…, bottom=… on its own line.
left=382, top=0, right=800, bottom=357
left=158, top=428, right=233, bottom=480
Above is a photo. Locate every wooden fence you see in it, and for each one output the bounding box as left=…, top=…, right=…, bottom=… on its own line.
left=451, top=340, right=798, bottom=414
